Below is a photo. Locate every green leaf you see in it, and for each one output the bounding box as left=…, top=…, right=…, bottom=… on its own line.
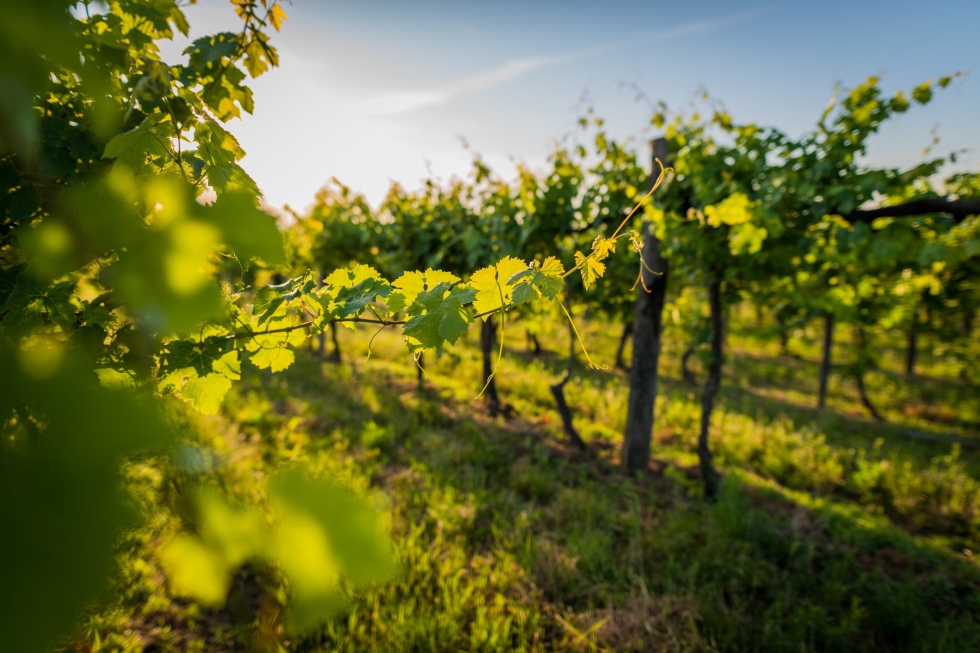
left=386, top=269, right=459, bottom=314
left=0, top=264, right=25, bottom=307
left=95, top=179, right=227, bottom=335
left=402, top=282, right=476, bottom=352
left=729, top=223, right=768, bottom=255
left=574, top=251, right=605, bottom=290
left=243, top=38, right=271, bottom=78
left=205, top=191, right=285, bottom=273
left=270, top=469, right=394, bottom=633
left=157, top=487, right=272, bottom=606
left=912, top=82, right=933, bottom=105
left=244, top=310, right=306, bottom=373
left=334, top=277, right=391, bottom=319
left=159, top=340, right=239, bottom=414
left=249, top=345, right=296, bottom=372
left=324, top=265, right=384, bottom=290
left=159, top=336, right=232, bottom=382
left=181, top=373, right=233, bottom=415
left=253, top=286, right=288, bottom=325
left=170, top=5, right=190, bottom=36
left=468, top=256, right=527, bottom=315
left=508, top=256, right=565, bottom=305
left=95, top=368, right=136, bottom=390
left=591, top=236, right=617, bottom=260
left=704, top=192, right=753, bottom=227
left=194, top=119, right=260, bottom=196
left=0, top=349, right=172, bottom=653
left=185, top=32, right=242, bottom=68
left=1, top=277, right=76, bottom=337
left=203, top=66, right=254, bottom=121
left=102, top=116, right=173, bottom=172
left=253, top=273, right=315, bottom=326
left=157, top=469, right=392, bottom=635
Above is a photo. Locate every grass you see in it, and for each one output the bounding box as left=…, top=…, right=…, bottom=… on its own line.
left=70, top=308, right=980, bottom=652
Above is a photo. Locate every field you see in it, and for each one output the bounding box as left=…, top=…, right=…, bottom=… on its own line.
left=73, top=311, right=980, bottom=652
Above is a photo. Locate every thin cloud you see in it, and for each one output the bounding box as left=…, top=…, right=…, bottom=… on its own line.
left=637, top=7, right=771, bottom=42
left=370, top=55, right=568, bottom=116
left=371, top=9, right=768, bottom=117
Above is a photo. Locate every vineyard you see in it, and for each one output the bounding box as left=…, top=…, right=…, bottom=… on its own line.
left=2, top=2, right=980, bottom=652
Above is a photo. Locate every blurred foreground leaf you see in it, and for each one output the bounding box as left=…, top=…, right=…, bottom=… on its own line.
left=0, top=348, right=172, bottom=653
left=158, top=468, right=394, bottom=634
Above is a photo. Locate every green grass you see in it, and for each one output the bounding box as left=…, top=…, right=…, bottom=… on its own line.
left=71, top=310, right=980, bottom=652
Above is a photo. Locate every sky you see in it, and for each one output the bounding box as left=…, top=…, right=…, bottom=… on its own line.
left=161, top=0, right=980, bottom=212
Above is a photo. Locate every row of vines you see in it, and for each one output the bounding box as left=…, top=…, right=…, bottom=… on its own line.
left=284, top=84, right=980, bottom=496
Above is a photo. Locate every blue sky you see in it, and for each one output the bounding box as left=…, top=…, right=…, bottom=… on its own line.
left=165, top=1, right=980, bottom=210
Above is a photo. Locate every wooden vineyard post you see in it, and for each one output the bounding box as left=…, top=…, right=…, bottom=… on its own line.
left=622, top=138, right=670, bottom=475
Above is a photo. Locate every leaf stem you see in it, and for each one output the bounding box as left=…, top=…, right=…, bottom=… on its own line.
left=557, top=294, right=604, bottom=370
left=226, top=315, right=406, bottom=341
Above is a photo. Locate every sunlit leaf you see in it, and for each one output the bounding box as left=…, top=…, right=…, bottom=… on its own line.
left=402, top=282, right=475, bottom=352
left=468, top=256, right=527, bottom=315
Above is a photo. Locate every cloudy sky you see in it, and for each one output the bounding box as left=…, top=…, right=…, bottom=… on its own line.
left=162, top=0, right=980, bottom=211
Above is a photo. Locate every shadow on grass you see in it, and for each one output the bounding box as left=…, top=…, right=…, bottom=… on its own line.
left=249, top=351, right=980, bottom=652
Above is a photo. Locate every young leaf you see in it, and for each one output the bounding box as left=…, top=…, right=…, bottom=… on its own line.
left=269, top=5, right=289, bottom=31
left=574, top=251, right=606, bottom=290
left=704, top=192, right=753, bottom=227
left=591, top=236, right=617, bottom=260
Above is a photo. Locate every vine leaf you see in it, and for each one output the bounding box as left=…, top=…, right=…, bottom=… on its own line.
left=0, top=350, right=173, bottom=653
left=102, top=116, right=173, bottom=172
left=591, top=236, right=617, bottom=259
left=159, top=338, right=240, bottom=415
left=315, top=265, right=388, bottom=329
left=334, top=277, right=390, bottom=319
left=192, top=118, right=250, bottom=193
left=245, top=315, right=305, bottom=373
left=574, top=251, right=606, bottom=290
left=158, top=468, right=392, bottom=635
left=469, top=256, right=527, bottom=315
left=248, top=345, right=295, bottom=373
left=243, top=39, right=272, bottom=78
left=323, top=264, right=383, bottom=289
left=0, top=264, right=26, bottom=307
left=704, top=192, right=753, bottom=227
left=205, top=191, right=285, bottom=273
left=160, top=337, right=232, bottom=380
left=269, top=4, right=289, bottom=31
left=509, top=256, right=565, bottom=305
left=181, top=374, right=234, bottom=415
left=402, top=282, right=476, bottom=352
left=254, top=274, right=315, bottom=326
left=2, top=278, right=77, bottom=337
left=386, top=269, right=459, bottom=314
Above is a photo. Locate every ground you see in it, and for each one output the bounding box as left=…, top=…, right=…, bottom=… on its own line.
left=71, top=309, right=980, bottom=652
